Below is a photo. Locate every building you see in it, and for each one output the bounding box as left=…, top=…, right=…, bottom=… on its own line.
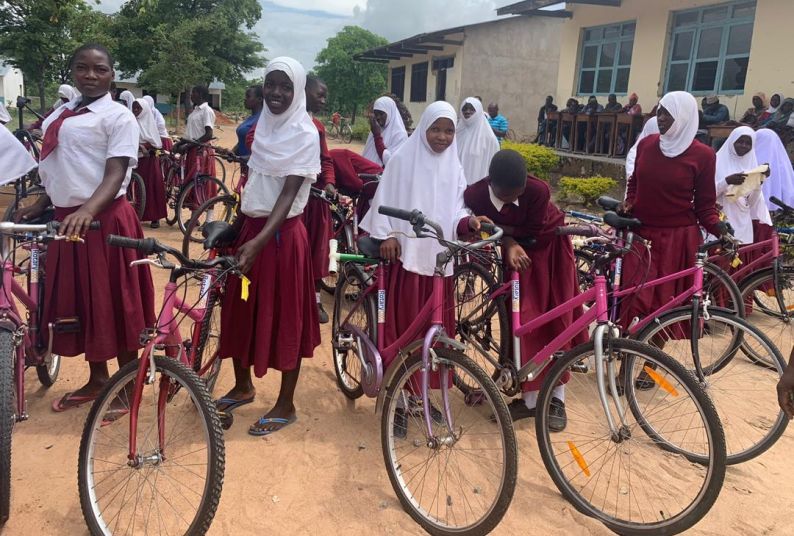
left=0, top=62, right=24, bottom=108
left=115, top=74, right=226, bottom=113
left=356, top=14, right=565, bottom=139
left=500, top=0, right=791, bottom=119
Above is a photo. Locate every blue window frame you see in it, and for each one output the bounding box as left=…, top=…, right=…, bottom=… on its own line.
left=576, top=21, right=635, bottom=96
left=664, top=1, right=756, bottom=95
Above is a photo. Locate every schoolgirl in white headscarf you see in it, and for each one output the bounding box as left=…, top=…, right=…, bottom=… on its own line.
left=53, top=84, right=80, bottom=109
left=132, top=98, right=162, bottom=148
left=118, top=90, right=134, bottom=110
left=625, top=117, right=659, bottom=179
left=142, top=95, right=169, bottom=139
left=0, top=102, right=11, bottom=124
left=757, top=128, right=794, bottom=211
left=457, top=97, right=500, bottom=185
left=0, top=126, right=36, bottom=184
left=361, top=95, right=408, bottom=166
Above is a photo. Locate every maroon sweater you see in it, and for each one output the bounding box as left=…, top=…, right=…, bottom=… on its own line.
left=627, top=134, right=721, bottom=235
left=464, top=175, right=564, bottom=249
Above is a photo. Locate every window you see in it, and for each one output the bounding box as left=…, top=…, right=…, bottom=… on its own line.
left=410, top=62, right=428, bottom=103
left=390, top=66, right=405, bottom=101
left=664, top=1, right=756, bottom=94
left=577, top=21, right=635, bottom=96
left=431, top=56, right=454, bottom=101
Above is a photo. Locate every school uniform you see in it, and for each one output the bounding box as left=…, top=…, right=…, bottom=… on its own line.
left=143, top=96, right=172, bottom=151
left=457, top=98, right=499, bottom=185
left=38, top=92, right=156, bottom=362
left=184, top=101, right=217, bottom=180
left=329, top=148, right=383, bottom=220
left=134, top=98, right=167, bottom=221
left=218, top=57, right=321, bottom=378
left=302, top=117, right=336, bottom=280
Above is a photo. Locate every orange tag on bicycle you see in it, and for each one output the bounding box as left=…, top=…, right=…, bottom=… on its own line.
left=730, top=255, right=742, bottom=269
left=240, top=275, right=251, bottom=302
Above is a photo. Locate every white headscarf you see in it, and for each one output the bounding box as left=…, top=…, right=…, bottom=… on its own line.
left=247, top=57, right=320, bottom=178
left=767, top=94, right=782, bottom=114
left=133, top=98, right=162, bottom=148
left=757, top=128, right=794, bottom=211
left=625, top=117, right=659, bottom=178
left=142, top=95, right=169, bottom=138
left=0, top=102, right=10, bottom=124
left=361, top=101, right=469, bottom=277
left=119, top=90, right=135, bottom=110
left=715, top=126, right=771, bottom=243
left=361, top=96, right=408, bottom=166
left=457, top=97, right=500, bottom=185
left=658, top=91, right=699, bottom=158
left=0, top=127, right=37, bottom=186
left=53, top=84, right=79, bottom=109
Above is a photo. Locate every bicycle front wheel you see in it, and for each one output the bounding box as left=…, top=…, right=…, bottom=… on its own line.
left=181, top=194, right=238, bottom=258
left=738, top=265, right=794, bottom=366
left=0, top=329, right=16, bottom=525
left=536, top=338, right=726, bottom=535
left=342, top=125, right=353, bottom=144
left=331, top=264, right=374, bottom=399
left=126, top=172, right=147, bottom=220
left=176, top=176, right=230, bottom=237
left=78, top=356, right=225, bottom=536
left=381, top=348, right=517, bottom=536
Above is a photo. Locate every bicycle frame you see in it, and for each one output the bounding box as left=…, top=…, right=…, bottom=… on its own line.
left=708, top=237, right=778, bottom=284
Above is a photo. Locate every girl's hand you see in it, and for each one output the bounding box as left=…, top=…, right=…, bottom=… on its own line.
left=380, top=237, right=401, bottom=263
left=369, top=115, right=382, bottom=136
left=236, top=240, right=263, bottom=274
left=468, top=215, right=493, bottom=233
left=505, top=241, right=531, bottom=272
left=15, top=203, right=46, bottom=223
left=725, top=173, right=746, bottom=185
left=324, top=183, right=337, bottom=198
left=617, top=201, right=633, bottom=216
left=60, top=208, right=95, bottom=237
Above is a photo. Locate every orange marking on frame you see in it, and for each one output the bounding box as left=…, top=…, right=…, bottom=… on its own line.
left=567, top=441, right=590, bottom=477
left=643, top=366, right=679, bottom=397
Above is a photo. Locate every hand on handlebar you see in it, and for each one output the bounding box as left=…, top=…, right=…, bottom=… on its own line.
left=380, top=237, right=401, bottom=264
left=60, top=208, right=96, bottom=237
left=504, top=237, right=531, bottom=272
left=616, top=201, right=633, bottom=216
left=236, top=240, right=263, bottom=275
left=324, top=183, right=337, bottom=198
left=468, top=215, right=493, bottom=233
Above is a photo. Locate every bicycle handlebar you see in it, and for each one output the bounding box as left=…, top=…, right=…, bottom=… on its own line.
left=358, top=173, right=381, bottom=182
left=770, top=196, right=794, bottom=214
left=107, top=234, right=237, bottom=272
left=0, top=220, right=100, bottom=235
left=556, top=224, right=603, bottom=238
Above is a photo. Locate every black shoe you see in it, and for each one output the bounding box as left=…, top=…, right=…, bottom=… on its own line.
left=317, top=303, right=329, bottom=324
left=548, top=397, right=567, bottom=432
left=505, top=399, right=535, bottom=422
left=150, top=220, right=160, bottom=229
left=634, top=369, right=655, bottom=391
left=408, top=396, right=444, bottom=425
left=393, top=408, right=407, bottom=439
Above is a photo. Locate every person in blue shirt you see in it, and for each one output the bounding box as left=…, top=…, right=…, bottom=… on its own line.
left=234, top=86, right=264, bottom=157
left=487, top=102, right=509, bottom=143
left=701, top=95, right=730, bottom=126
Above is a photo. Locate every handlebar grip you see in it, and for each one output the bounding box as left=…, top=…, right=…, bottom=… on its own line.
left=556, top=225, right=599, bottom=237
left=107, top=235, right=158, bottom=254
left=479, top=222, right=496, bottom=234
left=51, top=221, right=101, bottom=231
left=378, top=206, right=416, bottom=222
left=358, top=173, right=380, bottom=181
left=770, top=196, right=794, bottom=212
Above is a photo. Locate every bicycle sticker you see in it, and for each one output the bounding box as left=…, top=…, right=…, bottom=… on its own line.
left=30, top=249, right=39, bottom=283
left=377, top=289, right=385, bottom=324
left=198, top=273, right=212, bottom=307
left=512, top=280, right=520, bottom=313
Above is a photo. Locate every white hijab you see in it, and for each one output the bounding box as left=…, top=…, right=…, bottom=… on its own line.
left=133, top=98, right=162, bottom=148
left=757, top=128, right=794, bottom=211
left=457, top=97, right=500, bottom=185
left=0, top=127, right=37, bottom=185
left=767, top=94, right=782, bottom=114
left=625, top=117, right=659, bottom=178
left=361, top=96, right=408, bottom=166
left=715, top=126, right=771, bottom=243
left=658, top=91, right=699, bottom=158
left=142, top=95, right=168, bottom=138
left=247, top=57, right=320, bottom=178
left=119, top=90, right=135, bottom=110
left=0, top=102, right=10, bottom=124
left=361, top=101, right=469, bottom=277
left=53, top=84, right=79, bottom=109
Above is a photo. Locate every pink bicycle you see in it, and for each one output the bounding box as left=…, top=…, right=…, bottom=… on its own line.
left=77, top=231, right=238, bottom=536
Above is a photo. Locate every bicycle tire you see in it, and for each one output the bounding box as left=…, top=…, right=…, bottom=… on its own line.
left=78, top=356, right=224, bottom=536
left=381, top=348, right=517, bottom=536
left=213, top=155, right=227, bottom=184
left=634, top=307, right=787, bottom=464
left=126, top=172, right=147, bottom=220
left=536, top=338, right=726, bottom=535
left=702, top=261, right=744, bottom=317
left=2, top=185, right=47, bottom=223
left=176, top=176, right=230, bottom=237
left=164, top=166, right=181, bottom=226
left=194, top=287, right=223, bottom=394
left=327, top=124, right=339, bottom=140
left=737, top=265, right=794, bottom=366
left=0, top=329, right=16, bottom=525
left=181, top=194, right=238, bottom=257
left=34, top=351, right=61, bottom=387
left=342, top=125, right=353, bottom=144
left=573, top=248, right=596, bottom=295
left=331, top=264, right=375, bottom=399
left=320, top=210, right=352, bottom=295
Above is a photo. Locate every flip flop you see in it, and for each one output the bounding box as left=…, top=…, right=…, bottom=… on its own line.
left=52, top=392, right=97, bottom=413
left=101, top=408, right=130, bottom=427
left=248, top=415, right=297, bottom=437
left=215, top=396, right=255, bottom=413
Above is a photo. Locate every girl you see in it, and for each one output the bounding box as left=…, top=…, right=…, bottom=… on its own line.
left=625, top=117, right=659, bottom=179
left=16, top=43, right=155, bottom=411
left=362, top=101, right=485, bottom=368
left=457, top=97, right=500, bottom=185
left=142, top=95, right=171, bottom=150
left=118, top=90, right=134, bottom=110
left=465, top=150, right=586, bottom=430
left=233, top=86, right=263, bottom=159
left=758, top=128, right=794, bottom=212
left=132, top=97, right=167, bottom=228
left=28, top=85, right=81, bottom=131
left=217, top=57, right=320, bottom=437
left=740, top=92, right=767, bottom=125
left=362, top=95, right=409, bottom=167
left=0, top=125, right=36, bottom=181
left=760, top=98, right=794, bottom=134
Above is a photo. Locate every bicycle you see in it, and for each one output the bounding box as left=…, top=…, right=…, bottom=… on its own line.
left=327, top=116, right=353, bottom=144
left=125, top=171, right=147, bottom=220
left=78, top=234, right=236, bottom=535
left=0, top=219, right=98, bottom=524
left=331, top=207, right=518, bottom=536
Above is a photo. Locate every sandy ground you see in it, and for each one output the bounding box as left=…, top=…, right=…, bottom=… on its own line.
left=3, top=123, right=794, bottom=536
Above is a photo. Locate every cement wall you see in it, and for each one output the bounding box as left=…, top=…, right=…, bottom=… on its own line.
left=0, top=67, right=24, bottom=107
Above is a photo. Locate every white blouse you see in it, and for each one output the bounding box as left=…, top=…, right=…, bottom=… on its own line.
left=240, top=170, right=316, bottom=219
left=39, top=93, right=139, bottom=208
left=185, top=102, right=215, bottom=140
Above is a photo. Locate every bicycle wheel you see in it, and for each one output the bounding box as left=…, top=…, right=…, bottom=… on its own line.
left=573, top=248, right=596, bottom=294
left=212, top=155, right=226, bottom=184
left=738, top=265, right=794, bottom=366
left=176, top=176, right=230, bottom=238
left=2, top=185, right=47, bottom=222
left=331, top=264, right=375, bottom=399
left=342, top=125, right=353, bottom=144
left=126, top=172, right=147, bottom=220
left=78, top=356, right=224, bottom=536
left=702, top=261, right=743, bottom=316
left=536, top=338, right=726, bottom=535
left=0, top=329, right=16, bottom=525
left=181, top=194, right=238, bottom=258
left=634, top=307, right=787, bottom=464
left=194, top=288, right=223, bottom=395
left=164, top=167, right=181, bottom=227
left=319, top=210, right=351, bottom=295
left=381, top=348, right=517, bottom=536
left=327, top=124, right=339, bottom=140
left=453, top=262, right=508, bottom=394
left=34, top=349, right=61, bottom=387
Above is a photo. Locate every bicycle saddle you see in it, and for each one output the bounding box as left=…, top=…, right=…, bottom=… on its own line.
left=202, top=221, right=237, bottom=250
left=603, top=211, right=642, bottom=230
left=596, top=196, right=621, bottom=212
left=357, top=236, right=383, bottom=259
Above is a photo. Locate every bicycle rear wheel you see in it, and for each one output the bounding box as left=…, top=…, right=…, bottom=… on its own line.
left=126, top=172, right=147, bottom=220
left=181, top=194, right=238, bottom=258
left=381, top=348, right=517, bottom=536
left=536, top=338, right=726, bottom=535
left=0, top=329, right=16, bottom=525
left=331, top=264, right=374, bottom=399
left=78, top=356, right=224, bottom=536
left=176, top=176, right=231, bottom=238
left=342, top=125, right=353, bottom=144
left=738, top=265, right=794, bottom=367
left=194, top=288, right=223, bottom=395
left=213, top=155, right=227, bottom=184
left=164, top=166, right=181, bottom=226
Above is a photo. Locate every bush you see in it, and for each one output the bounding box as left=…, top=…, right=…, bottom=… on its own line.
left=501, top=141, right=560, bottom=180
left=558, top=176, right=618, bottom=206
left=351, top=120, right=371, bottom=141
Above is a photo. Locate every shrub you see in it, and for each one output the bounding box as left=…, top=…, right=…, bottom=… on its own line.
left=351, top=120, right=371, bottom=141
left=501, top=141, right=560, bottom=180
left=558, top=176, right=618, bottom=206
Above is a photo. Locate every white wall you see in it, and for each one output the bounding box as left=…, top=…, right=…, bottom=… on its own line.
left=0, top=67, right=25, bottom=106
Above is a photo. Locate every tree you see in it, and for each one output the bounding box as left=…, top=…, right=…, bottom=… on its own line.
left=314, top=26, right=389, bottom=124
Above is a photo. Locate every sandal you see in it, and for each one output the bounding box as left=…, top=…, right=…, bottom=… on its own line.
left=248, top=414, right=297, bottom=436
left=52, top=392, right=97, bottom=413
left=215, top=395, right=255, bottom=413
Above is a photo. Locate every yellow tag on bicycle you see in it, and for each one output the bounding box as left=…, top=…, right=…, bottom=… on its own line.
left=730, top=256, right=743, bottom=269
left=480, top=231, right=489, bottom=240
left=240, top=275, right=251, bottom=302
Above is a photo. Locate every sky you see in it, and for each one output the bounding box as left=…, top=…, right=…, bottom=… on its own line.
left=95, top=0, right=533, bottom=72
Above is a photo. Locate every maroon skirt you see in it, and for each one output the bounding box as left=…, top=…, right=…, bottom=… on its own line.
left=302, top=196, right=331, bottom=280
left=329, top=149, right=382, bottom=195
left=137, top=153, right=167, bottom=221
left=44, top=197, right=156, bottom=362
left=518, top=236, right=589, bottom=391
left=219, top=216, right=320, bottom=377
left=160, top=137, right=173, bottom=152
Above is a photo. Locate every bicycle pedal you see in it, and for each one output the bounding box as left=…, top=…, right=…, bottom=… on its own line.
left=51, top=317, right=80, bottom=334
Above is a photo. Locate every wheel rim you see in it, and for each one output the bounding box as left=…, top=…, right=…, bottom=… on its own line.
left=333, top=275, right=367, bottom=393
left=740, top=269, right=794, bottom=368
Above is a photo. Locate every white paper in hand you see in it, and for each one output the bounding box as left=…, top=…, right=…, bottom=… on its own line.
left=726, top=164, right=770, bottom=199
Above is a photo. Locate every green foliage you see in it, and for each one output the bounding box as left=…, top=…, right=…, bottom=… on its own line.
left=221, top=76, right=262, bottom=115
left=315, top=26, right=389, bottom=123
left=351, top=120, right=371, bottom=141
left=501, top=141, right=560, bottom=180
left=559, top=176, right=618, bottom=206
